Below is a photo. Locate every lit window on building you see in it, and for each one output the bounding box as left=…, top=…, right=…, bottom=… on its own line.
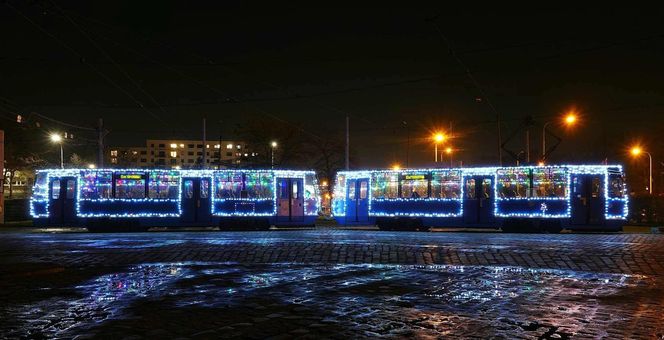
left=111, top=158, right=117, bottom=164
left=179, top=143, right=184, bottom=148
left=206, top=144, right=210, bottom=149
left=110, top=150, right=118, bottom=157
left=170, top=151, right=177, bottom=158
left=170, top=143, right=177, bottom=148
left=244, top=153, right=248, bottom=157
left=214, top=144, right=220, bottom=149
left=236, top=145, right=241, bottom=149
left=226, top=144, right=233, bottom=149
left=132, top=151, right=138, bottom=155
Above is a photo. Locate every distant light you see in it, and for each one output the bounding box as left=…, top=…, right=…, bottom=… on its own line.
left=392, top=164, right=401, bottom=171
left=271, top=141, right=278, bottom=148
left=631, top=146, right=643, bottom=156
left=433, top=133, right=445, bottom=143
left=87, top=164, right=96, bottom=169
left=174, top=165, right=181, bottom=170
left=321, top=181, right=328, bottom=186
left=50, top=133, right=62, bottom=143
left=445, top=147, right=453, bottom=154
left=538, top=161, right=545, bottom=166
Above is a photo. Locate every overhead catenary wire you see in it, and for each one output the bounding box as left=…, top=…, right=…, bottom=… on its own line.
left=427, top=16, right=504, bottom=165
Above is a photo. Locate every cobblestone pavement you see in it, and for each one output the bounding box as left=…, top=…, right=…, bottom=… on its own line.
left=1, top=228, right=664, bottom=338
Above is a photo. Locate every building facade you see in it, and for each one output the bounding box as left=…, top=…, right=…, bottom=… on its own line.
left=108, top=139, right=259, bottom=169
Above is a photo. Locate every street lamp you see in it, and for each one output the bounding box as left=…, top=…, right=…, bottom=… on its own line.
left=630, top=145, right=653, bottom=195
left=542, top=112, right=578, bottom=161
left=270, top=141, right=277, bottom=169
left=50, top=133, right=64, bottom=169
left=433, top=133, right=445, bottom=163
left=445, top=147, right=453, bottom=168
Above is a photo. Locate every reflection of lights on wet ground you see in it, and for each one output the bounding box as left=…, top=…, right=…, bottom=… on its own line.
left=4, top=262, right=652, bottom=338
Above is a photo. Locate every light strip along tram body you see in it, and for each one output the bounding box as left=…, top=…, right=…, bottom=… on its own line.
left=332, top=164, right=628, bottom=232
left=31, top=168, right=320, bottom=231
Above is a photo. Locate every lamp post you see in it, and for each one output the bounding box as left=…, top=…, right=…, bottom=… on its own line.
left=631, top=146, right=653, bottom=195
left=542, top=112, right=577, bottom=161
left=50, top=133, right=64, bottom=169
left=270, top=141, right=277, bottom=169
left=445, top=147, right=453, bottom=168
left=433, top=133, right=445, bottom=163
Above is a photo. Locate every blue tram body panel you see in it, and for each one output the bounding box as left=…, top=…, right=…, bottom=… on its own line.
left=332, top=165, right=629, bottom=230
left=30, top=168, right=321, bottom=229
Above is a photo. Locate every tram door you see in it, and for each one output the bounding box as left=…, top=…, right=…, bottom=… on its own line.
left=181, top=178, right=212, bottom=223
left=277, top=178, right=304, bottom=223
left=572, top=175, right=604, bottom=225
left=463, top=176, right=495, bottom=225
left=345, top=178, right=369, bottom=223
left=48, top=177, right=77, bottom=226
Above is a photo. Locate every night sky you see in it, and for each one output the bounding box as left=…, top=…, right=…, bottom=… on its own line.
left=2, top=2, right=663, bottom=169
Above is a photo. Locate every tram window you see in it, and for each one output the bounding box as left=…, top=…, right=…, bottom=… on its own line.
left=348, top=180, right=356, bottom=200
left=400, top=174, right=428, bottom=199
left=431, top=171, right=461, bottom=199
left=33, top=173, right=49, bottom=200
left=245, top=172, right=274, bottom=199
left=465, top=179, right=476, bottom=199
left=51, top=180, right=61, bottom=199
left=115, top=173, right=146, bottom=199
left=497, top=169, right=530, bottom=198
left=148, top=171, right=179, bottom=199
left=66, top=180, right=76, bottom=199
left=532, top=168, right=566, bottom=198
left=591, top=177, right=601, bottom=198
left=80, top=171, right=112, bottom=199
left=609, top=175, right=624, bottom=198
left=360, top=181, right=368, bottom=199
left=371, top=173, right=398, bottom=199
left=200, top=179, right=209, bottom=198
left=279, top=179, right=289, bottom=199
left=304, top=174, right=319, bottom=215
left=215, top=172, right=242, bottom=199
left=482, top=179, right=492, bottom=198
left=184, top=180, right=194, bottom=199
left=292, top=180, right=300, bottom=199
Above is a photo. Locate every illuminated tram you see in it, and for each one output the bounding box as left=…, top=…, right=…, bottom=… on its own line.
left=30, top=168, right=320, bottom=231
left=332, top=165, right=628, bottom=232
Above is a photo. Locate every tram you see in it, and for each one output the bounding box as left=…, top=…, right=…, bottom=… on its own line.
left=30, top=168, right=320, bottom=231
left=332, top=164, right=628, bottom=232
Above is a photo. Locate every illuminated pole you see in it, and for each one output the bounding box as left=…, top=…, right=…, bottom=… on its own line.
left=631, top=146, right=653, bottom=195
left=542, top=121, right=551, bottom=160
left=270, top=141, right=277, bottom=169
left=50, top=133, right=64, bottom=169
left=433, top=133, right=445, bottom=163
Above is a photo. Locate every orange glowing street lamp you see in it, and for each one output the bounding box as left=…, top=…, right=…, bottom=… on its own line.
left=542, top=111, right=579, bottom=161
left=444, top=147, right=454, bottom=168
left=630, top=145, right=653, bottom=195
left=433, top=133, right=446, bottom=163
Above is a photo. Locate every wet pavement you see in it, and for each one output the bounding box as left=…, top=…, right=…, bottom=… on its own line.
left=1, top=229, right=664, bottom=338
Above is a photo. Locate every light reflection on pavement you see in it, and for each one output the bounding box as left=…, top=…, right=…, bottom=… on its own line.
left=2, top=229, right=664, bottom=338
left=1, top=262, right=654, bottom=338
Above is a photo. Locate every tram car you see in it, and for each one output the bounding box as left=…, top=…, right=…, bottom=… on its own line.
left=332, top=165, right=628, bottom=232
left=30, top=168, right=320, bottom=231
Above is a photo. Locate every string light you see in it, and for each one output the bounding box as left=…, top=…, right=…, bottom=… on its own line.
left=332, top=165, right=629, bottom=222
left=30, top=168, right=320, bottom=220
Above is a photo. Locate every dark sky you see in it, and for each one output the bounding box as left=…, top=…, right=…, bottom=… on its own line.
left=1, top=2, right=663, bottom=169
